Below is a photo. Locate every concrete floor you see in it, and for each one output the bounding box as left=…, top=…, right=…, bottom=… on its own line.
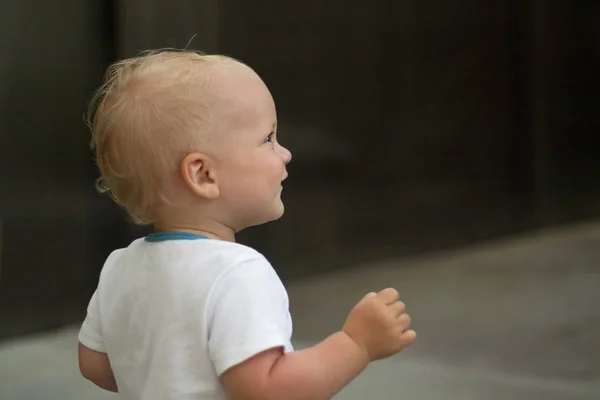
left=1, top=222, right=600, bottom=399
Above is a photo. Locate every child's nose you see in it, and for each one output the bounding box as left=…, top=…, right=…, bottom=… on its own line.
left=280, top=145, right=292, bottom=164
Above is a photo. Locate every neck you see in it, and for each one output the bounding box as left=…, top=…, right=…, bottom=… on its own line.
left=153, top=219, right=236, bottom=242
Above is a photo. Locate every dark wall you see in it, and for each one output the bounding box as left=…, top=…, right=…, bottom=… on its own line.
left=0, top=1, right=111, bottom=337
left=231, top=0, right=600, bottom=272
left=528, top=1, right=600, bottom=223
left=0, top=0, right=599, bottom=340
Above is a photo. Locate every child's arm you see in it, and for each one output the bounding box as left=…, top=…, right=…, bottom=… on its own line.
left=221, top=289, right=416, bottom=400
left=78, top=342, right=118, bottom=392
left=222, top=331, right=368, bottom=400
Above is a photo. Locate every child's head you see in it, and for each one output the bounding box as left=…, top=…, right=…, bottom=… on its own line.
left=88, top=49, right=292, bottom=233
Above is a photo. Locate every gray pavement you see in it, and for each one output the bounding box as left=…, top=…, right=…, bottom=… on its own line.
left=1, top=222, right=600, bottom=399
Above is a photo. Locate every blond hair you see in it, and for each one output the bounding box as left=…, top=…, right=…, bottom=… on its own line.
left=87, top=49, right=242, bottom=225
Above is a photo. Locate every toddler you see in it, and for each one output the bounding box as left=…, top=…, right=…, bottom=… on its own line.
left=78, top=49, right=416, bottom=399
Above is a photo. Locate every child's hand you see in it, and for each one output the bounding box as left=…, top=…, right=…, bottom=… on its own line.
left=342, top=288, right=416, bottom=361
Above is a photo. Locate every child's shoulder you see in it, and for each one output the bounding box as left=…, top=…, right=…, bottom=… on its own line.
left=205, top=239, right=272, bottom=270
left=198, top=240, right=282, bottom=281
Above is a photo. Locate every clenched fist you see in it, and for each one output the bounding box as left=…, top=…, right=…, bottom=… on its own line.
left=342, top=288, right=416, bottom=361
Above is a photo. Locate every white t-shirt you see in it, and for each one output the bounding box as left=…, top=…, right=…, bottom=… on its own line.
left=78, top=233, right=294, bottom=399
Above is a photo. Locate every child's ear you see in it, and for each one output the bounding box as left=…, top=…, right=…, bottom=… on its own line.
left=180, top=152, right=220, bottom=200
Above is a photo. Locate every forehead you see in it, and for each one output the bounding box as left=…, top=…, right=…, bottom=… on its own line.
left=207, top=65, right=276, bottom=133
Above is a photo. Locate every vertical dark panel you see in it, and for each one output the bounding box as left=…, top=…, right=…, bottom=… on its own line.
left=86, top=0, right=132, bottom=294
left=0, top=1, right=110, bottom=339
left=505, top=0, right=535, bottom=216
left=529, top=1, right=600, bottom=224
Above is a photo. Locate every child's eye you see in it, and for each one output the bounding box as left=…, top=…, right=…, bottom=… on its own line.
left=265, top=133, right=274, bottom=143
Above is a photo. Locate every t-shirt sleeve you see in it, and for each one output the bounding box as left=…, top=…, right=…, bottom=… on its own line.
left=207, top=254, right=293, bottom=376
left=78, top=289, right=106, bottom=353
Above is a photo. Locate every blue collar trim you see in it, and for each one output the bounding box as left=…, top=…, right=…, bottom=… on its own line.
left=145, top=231, right=209, bottom=242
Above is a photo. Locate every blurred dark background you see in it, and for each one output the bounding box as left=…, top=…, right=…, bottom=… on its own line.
left=0, top=1, right=599, bottom=341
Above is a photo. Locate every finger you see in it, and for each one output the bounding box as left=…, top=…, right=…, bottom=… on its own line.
left=377, top=288, right=400, bottom=305
left=388, top=301, right=406, bottom=317
left=396, top=313, right=411, bottom=330
left=399, top=329, right=417, bottom=345
left=360, top=292, right=377, bottom=302
left=355, top=292, right=376, bottom=307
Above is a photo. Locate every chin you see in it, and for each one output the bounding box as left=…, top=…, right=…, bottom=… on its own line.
left=265, top=207, right=285, bottom=224
left=274, top=200, right=286, bottom=218
left=272, top=209, right=285, bottom=221
left=264, top=203, right=286, bottom=224
left=242, top=206, right=285, bottom=230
